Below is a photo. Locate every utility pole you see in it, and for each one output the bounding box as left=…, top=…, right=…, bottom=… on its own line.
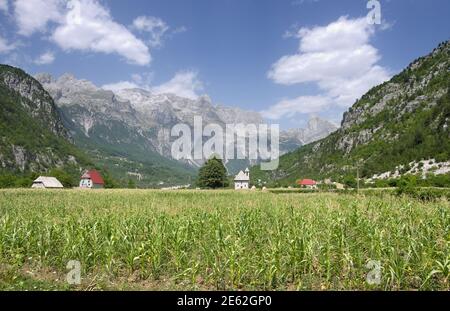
left=357, top=164, right=360, bottom=193
left=356, top=159, right=363, bottom=193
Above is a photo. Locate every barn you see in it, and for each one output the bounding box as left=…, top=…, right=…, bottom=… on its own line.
left=79, top=170, right=105, bottom=189
left=32, top=176, right=64, bottom=189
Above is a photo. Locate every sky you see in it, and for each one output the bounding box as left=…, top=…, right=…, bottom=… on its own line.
left=0, top=0, right=449, bottom=129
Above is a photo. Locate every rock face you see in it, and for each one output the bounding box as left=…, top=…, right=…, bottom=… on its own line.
left=2, top=68, right=69, bottom=139
left=35, top=73, right=145, bottom=145
left=252, top=40, right=450, bottom=184
left=113, top=88, right=266, bottom=161
left=36, top=74, right=337, bottom=175
left=0, top=65, right=86, bottom=173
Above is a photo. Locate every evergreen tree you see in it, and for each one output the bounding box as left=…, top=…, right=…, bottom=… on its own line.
left=197, top=156, right=229, bottom=189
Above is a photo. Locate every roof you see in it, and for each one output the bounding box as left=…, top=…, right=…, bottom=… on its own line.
left=33, top=176, right=64, bottom=188
left=234, top=170, right=249, bottom=181
left=81, top=170, right=105, bottom=185
left=298, top=179, right=317, bottom=186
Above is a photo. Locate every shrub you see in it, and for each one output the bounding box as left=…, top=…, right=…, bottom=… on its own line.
left=396, top=187, right=450, bottom=201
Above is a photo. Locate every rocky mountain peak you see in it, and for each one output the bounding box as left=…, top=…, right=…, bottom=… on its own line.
left=307, top=116, right=336, bottom=132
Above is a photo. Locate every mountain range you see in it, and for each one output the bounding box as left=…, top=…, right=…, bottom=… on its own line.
left=34, top=73, right=337, bottom=185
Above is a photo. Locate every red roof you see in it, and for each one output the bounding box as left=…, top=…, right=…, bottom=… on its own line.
left=81, top=170, right=105, bottom=185
left=298, top=179, right=317, bottom=186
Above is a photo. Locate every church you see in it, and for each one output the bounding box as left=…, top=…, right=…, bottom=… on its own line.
left=234, top=168, right=250, bottom=190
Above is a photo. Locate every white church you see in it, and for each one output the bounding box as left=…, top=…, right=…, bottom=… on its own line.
left=234, top=168, right=250, bottom=190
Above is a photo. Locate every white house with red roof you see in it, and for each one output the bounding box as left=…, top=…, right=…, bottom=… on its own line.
left=79, top=169, right=105, bottom=189
left=297, top=179, right=317, bottom=189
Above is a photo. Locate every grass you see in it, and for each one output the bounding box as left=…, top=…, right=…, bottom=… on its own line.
left=0, top=189, right=448, bottom=290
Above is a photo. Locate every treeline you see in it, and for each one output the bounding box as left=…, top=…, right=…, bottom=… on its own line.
left=368, top=173, right=450, bottom=188
left=265, top=172, right=450, bottom=189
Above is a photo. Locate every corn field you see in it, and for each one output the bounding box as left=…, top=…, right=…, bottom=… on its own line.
left=0, top=189, right=448, bottom=290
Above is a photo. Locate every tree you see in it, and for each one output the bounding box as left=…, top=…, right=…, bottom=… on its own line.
left=343, top=175, right=357, bottom=189
left=127, top=179, right=136, bottom=189
left=0, top=174, right=15, bottom=188
left=197, top=156, right=229, bottom=189
left=102, top=172, right=118, bottom=189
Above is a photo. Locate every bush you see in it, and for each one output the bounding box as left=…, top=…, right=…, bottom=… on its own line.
left=396, top=187, right=450, bottom=201
left=343, top=175, right=357, bottom=188
left=318, top=184, right=337, bottom=191
left=0, top=174, right=16, bottom=188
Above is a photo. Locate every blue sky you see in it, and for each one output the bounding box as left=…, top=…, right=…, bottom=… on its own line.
left=0, top=0, right=449, bottom=129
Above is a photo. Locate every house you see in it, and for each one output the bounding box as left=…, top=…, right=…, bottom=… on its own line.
left=234, top=168, right=250, bottom=190
left=32, top=176, right=64, bottom=189
left=79, top=169, right=105, bottom=189
left=298, top=179, right=317, bottom=189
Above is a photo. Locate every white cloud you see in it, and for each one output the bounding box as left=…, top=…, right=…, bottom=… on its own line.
left=102, top=70, right=204, bottom=100
left=102, top=72, right=154, bottom=92
left=380, top=19, right=395, bottom=31
left=1, top=52, right=22, bottom=67
left=34, top=51, right=55, bottom=65
left=102, top=81, right=140, bottom=93
left=152, top=71, right=203, bottom=99
left=172, top=26, right=187, bottom=34
left=52, top=0, right=151, bottom=65
left=133, top=16, right=169, bottom=48
left=14, top=0, right=64, bottom=36
left=13, top=0, right=151, bottom=65
left=0, top=35, right=15, bottom=53
left=0, top=0, right=8, bottom=13
left=269, top=44, right=380, bottom=86
left=265, top=16, right=391, bottom=119
left=291, top=0, right=319, bottom=6
left=261, top=95, right=331, bottom=120
left=297, top=17, right=374, bottom=53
